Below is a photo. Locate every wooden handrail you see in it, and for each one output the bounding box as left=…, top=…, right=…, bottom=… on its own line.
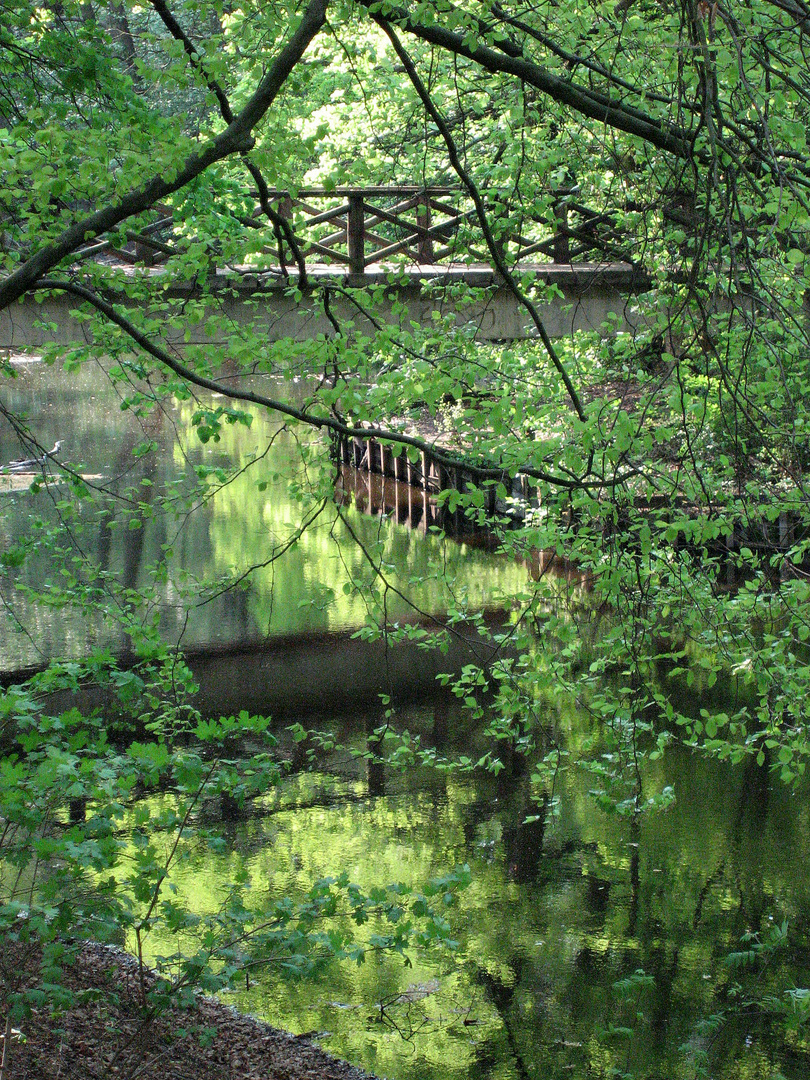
left=73, top=187, right=635, bottom=273
left=261, top=186, right=454, bottom=198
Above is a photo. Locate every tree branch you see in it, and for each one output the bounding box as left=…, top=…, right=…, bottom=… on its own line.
left=150, top=0, right=234, bottom=121
left=0, top=0, right=328, bottom=312
left=149, top=0, right=310, bottom=284
left=353, top=0, right=692, bottom=157
left=34, top=278, right=636, bottom=490
left=376, top=18, right=589, bottom=425
left=488, top=1, right=691, bottom=113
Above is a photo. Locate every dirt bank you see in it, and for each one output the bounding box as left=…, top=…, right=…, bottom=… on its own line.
left=3, top=942, right=383, bottom=1080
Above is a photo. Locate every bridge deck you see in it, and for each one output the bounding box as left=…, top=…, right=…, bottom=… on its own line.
left=194, top=259, right=643, bottom=289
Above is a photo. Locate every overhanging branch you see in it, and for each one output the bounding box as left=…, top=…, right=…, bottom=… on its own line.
left=34, top=278, right=639, bottom=492
left=150, top=0, right=310, bottom=285
left=0, top=0, right=329, bottom=312
left=376, top=17, right=588, bottom=427
left=353, top=0, right=692, bottom=157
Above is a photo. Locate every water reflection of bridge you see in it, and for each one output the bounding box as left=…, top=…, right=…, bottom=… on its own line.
left=334, top=443, right=810, bottom=585
left=335, top=462, right=490, bottom=541
left=6, top=616, right=513, bottom=726
left=334, top=461, right=588, bottom=590
left=333, top=424, right=543, bottom=536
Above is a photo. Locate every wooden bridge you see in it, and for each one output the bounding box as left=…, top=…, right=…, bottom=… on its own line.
left=1, top=186, right=650, bottom=349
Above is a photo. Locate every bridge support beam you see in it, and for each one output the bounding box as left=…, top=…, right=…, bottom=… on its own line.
left=0, top=264, right=650, bottom=352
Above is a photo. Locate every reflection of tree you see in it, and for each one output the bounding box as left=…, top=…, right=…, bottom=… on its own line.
left=365, top=711, right=385, bottom=797
left=489, top=758, right=549, bottom=884
left=501, top=790, right=547, bottom=886
left=692, top=860, right=726, bottom=932
left=730, top=751, right=771, bottom=932
left=126, top=712, right=810, bottom=1080
left=628, top=812, right=640, bottom=935
left=473, top=961, right=531, bottom=1080
left=431, top=694, right=449, bottom=749
left=96, top=413, right=164, bottom=661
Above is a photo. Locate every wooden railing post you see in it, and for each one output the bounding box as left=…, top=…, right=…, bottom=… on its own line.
left=134, top=238, right=154, bottom=266
left=347, top=193, right=365, bottom=274
left=416, top=193, right=434, bottom=263
left=552, top=195, right=570, bottom=264
left=276, top=193, right=294, bottom=266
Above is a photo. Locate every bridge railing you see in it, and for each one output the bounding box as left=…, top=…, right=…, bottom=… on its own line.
left=263, top=187, right=472, bottom=273
left=260, top=187, right=632, bottom=272
left=73, top=187, right=634, bottom=273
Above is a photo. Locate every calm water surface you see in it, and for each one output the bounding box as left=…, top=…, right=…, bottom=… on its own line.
left=3, top=360, right=809, bottom=1078
left=0, top=359, right=527, bottom=671
left=139, top=704, right=810, bottom=1080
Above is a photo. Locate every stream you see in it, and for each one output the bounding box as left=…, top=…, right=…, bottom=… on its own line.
left=1, top=358, right=809, bottom=1079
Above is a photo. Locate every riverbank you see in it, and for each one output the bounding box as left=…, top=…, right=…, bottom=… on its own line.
left=5, top=942, right=382, bottom=1080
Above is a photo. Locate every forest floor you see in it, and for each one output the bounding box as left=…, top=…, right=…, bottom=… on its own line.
left=5, top=942, right=382, bottom=1080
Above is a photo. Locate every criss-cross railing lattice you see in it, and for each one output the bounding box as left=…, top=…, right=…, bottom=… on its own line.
left=73, top=187, right=634, bottom=272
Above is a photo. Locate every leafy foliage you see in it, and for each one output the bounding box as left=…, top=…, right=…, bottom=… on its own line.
left=2, top=0, right=810, bottom=1074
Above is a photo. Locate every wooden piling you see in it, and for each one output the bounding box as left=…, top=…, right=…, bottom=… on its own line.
left=334, top=429, right=810, bottom=576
